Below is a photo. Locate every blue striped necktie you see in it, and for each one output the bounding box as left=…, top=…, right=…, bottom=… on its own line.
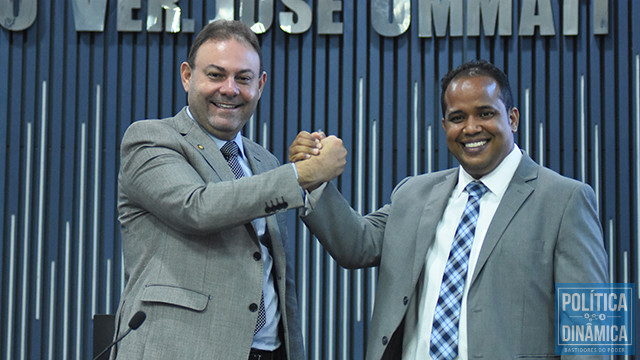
left=430, top=181, right=488, bottom=360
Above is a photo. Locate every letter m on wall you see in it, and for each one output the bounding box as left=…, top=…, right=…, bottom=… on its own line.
left=467, top=0, right=513, bottom=36
left=419, top=0, right=463, bottom=37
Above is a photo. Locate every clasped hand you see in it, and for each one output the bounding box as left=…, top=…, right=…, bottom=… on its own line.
left=289, top=131, right=347, bottom=191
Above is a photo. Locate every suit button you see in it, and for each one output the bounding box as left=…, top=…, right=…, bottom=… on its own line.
left=249, top=303, right=258, bottom=312
left=253, top=252, right=261, bottom=261
left=403, top=296, right=409, bottom=305
left=381, top=336, right=388, bottom=345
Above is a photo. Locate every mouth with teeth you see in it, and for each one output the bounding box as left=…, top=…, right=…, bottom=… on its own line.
left=464, top=140, right=488, bottom=149
left=213, top=101, right=242, bottom=110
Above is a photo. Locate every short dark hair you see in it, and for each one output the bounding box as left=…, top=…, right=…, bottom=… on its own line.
left=440, top=60, right=514, bottom=117
left=187, top=20, right=263, bottom=72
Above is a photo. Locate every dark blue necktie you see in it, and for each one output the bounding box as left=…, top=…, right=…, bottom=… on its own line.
left=220, top=141, right=246, bottom=180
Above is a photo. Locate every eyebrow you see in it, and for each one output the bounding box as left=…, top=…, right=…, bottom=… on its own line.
left=445, top=105, right=496, bottom=118
left=204, top=64, right=256, bottom=76
left=445, top=109, right=465, bottom=118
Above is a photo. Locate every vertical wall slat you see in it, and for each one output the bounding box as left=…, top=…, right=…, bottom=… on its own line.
left=6, top=29, right=24, bottom=359
left=615, top=0, right=632, bottom=285
left=634, top=14, right=640, bottom=352
left=560, top=35, right=576, bottom=178
left=23, top=13, right=40, bottom=356
left=547, top=1, right=560, bottom=171
left=0, top=31, right=6, bottom=354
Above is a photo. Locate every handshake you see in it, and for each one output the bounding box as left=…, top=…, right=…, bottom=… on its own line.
left=289, top=131, right=347, bottom=191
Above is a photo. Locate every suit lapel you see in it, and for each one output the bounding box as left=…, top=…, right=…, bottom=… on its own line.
left=173, top=108, right=260, bottom=244
left=242, top=138, right=269, bottom=175
left=412, top=170, right=458, bottom=283
left=173, top=107, right=236, bottom=182
left=266, top=216, right=286, bottom=278
left=469, top=154, right=538, bottom=285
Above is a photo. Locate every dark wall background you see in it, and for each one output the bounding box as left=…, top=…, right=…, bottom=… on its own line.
left=1, top=0, right=639, bottom=359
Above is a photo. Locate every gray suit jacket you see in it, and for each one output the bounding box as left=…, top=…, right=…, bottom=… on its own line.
left=303, top=154, right=608, bottom=360
left=113, top=108, right=304, bottom=359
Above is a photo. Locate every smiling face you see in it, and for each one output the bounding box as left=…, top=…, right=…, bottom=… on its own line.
left=180, top=38, right=266, bottom=140
left=442, top=75, right=519, bottom=179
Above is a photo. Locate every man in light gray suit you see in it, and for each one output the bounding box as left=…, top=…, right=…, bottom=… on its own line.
left=291, top=60, right=608, bottom=359
left=113, top=20, right=346, bottom=360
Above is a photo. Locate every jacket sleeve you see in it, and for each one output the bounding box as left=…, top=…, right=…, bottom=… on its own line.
left=118, top=120, right=304, bottom=236
left=301, top=177, right=413, bottom=269
left=554, top=183, right=609, bottom=360
left=554, top=182, right=608, bottom=284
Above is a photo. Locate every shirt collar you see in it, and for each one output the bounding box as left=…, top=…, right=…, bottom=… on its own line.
left=186, top=106, right=247, bottom=159
left=455, top=144, right=523, bottom=199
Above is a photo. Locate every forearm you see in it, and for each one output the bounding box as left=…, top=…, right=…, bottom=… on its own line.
left=302, top=182, right=385, bottom=268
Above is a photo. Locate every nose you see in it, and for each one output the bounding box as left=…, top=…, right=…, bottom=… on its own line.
left=463, top=116, right=482, bottom=134
left=219, top=77, right=239, bottom=96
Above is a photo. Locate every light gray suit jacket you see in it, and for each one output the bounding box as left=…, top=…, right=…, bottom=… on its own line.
left=113, top=108, right=305, bottom=359
left=303, top=154, right=608, bottom=360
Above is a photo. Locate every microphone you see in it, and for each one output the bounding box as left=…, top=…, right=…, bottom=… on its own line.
left=92, top=311, right=146, bottom=360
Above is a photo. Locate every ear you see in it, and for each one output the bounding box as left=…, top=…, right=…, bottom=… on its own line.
left=180, top=62, right=192, bottom=93
left=509, top=107, right=520, bottom=133
left=257, top=71, right=267, bottom=98
left=441, top=117, right=446, bottom=131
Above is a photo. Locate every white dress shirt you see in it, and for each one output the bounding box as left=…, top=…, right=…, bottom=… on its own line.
left=402, top=145, right=522, bottom=359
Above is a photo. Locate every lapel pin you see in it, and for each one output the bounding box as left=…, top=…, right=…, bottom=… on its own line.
left=197, top=144, right=204, bottom=150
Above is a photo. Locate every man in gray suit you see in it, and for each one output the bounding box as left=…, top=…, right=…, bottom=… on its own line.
left=291, top=60, right=608, bottom=359
left=113, top=20, right=346, bottom=359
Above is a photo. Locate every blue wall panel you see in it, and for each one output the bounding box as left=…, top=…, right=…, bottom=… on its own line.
left=1, top=0, right=639, bottom=359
